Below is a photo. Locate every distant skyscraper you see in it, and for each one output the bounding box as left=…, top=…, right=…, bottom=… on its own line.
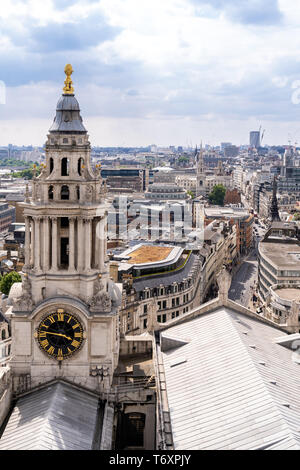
left=221, top=142, right=232, bottom=151
left=250, top=131, right=261, bottom=149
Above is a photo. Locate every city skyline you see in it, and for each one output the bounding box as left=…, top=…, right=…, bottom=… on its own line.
left=1, top=0, right=300, bottom=147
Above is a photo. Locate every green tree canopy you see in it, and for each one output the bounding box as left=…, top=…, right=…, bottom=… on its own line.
left=208, top=184, right=226, bottom=206
left=12, top=163, right=40, bottom=179
left=187, top=190, right=195, bottom=199
left=293, top=212, right=300, bottom=221
left=0, top=271, right=22, bottom=296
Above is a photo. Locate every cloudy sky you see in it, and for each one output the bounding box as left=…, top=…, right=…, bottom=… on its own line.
left=1, top=0, right=300, bottom=147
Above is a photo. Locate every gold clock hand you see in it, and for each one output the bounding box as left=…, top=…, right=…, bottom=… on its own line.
left=45, top=332, right=72, bottom=341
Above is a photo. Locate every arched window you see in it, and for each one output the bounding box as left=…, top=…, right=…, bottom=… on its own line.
left=2, top=329, right=6, bottom=340
left=61, top=158, right=69, bottom=176
left=76, top=185, right=80, bottom=201
left=78, top=158, right=83, bottom=175
left=50, top=158, right=54, bottom=173
left=61, top=185, right=70, bottom=200
left=48, top=185, right=54, bottom=200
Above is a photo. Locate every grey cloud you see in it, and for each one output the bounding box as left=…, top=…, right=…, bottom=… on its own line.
left=191, top=0, right=283, bottom=25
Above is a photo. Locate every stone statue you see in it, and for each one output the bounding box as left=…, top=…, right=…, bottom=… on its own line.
left=88, top=276, right=111, bottom=312
left=12, top=274, right=34, bottom=312
left=94, top=163, right=101, bottom=179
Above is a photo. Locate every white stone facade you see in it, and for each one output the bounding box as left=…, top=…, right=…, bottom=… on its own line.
left=8, top=88, right=121, bottom=396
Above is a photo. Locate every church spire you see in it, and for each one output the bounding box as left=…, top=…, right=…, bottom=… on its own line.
left=270, top=175, right=280, bottom=222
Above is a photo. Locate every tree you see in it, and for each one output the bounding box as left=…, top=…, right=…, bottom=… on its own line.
left=0, top=271, right=22, bottom=296
left=12, top=167, right=40, bottom=180
left=208, top=184, right=226, bottom=206
left=187, top=190, right=195, bottom=199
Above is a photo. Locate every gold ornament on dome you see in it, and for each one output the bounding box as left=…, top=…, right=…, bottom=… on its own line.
left=63, top=64, right=74, bottom=94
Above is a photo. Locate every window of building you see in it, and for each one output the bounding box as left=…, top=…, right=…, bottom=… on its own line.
left=48, top=185, right=54, bottom=200
left=122, top=413, right=146, bottom=449
left=60, top=237, right=69, bottom=267
left=61, top=158, right=69, bottom=176
left=61, top=185, right=70, bottom=200
left=60, top=217, right=69, bottom=228
left=78, top=158, right=83, bottom=175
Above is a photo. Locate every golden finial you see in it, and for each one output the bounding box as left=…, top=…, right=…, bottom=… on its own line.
left=63, top=63, right=74, bottom=94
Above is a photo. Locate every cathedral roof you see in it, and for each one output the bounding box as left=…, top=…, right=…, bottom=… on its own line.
left=157, top=304, right=300, bottom=450
left=0, top=381, right=112, bottom=450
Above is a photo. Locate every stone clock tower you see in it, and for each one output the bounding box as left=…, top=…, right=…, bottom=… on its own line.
left=8, top=65, right=121, bottom=395
left=196, top=145, right=206, bottom=197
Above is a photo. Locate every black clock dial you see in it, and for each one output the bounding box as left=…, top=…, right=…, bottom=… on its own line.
left=37, top=311, right=84, bottom=360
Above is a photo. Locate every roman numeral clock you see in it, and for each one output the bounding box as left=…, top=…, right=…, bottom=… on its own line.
left=34, top=310, right=85, bottom=361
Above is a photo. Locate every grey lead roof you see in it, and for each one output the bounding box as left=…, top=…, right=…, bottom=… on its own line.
left=0, top=381, right=102, bottom=450
left=159, top=307, right=300, bottom=450
left=49, top=94, right=87, bottom=134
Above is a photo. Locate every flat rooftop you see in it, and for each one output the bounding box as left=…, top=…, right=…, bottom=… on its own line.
left=126, top=245, right=173, bottom=264
left=274, top=287, right=300, bottom=301
left=205, top=207, right=250, bottom=218
left=259, top=242, right=300, bottom=270
left=114, top=243, right=183, bottom=271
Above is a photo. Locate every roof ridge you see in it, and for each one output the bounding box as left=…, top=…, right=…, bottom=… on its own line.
left=35, top=382, right=61, bottom=450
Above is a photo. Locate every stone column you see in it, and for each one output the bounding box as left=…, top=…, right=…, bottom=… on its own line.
left=43, top=217, right=50, bottom=271
left=68, top=217, right=76, bottom=271
left=30, top=217, right=35, bottom=267
left=34, top=216, right=41, bottom=271
left=104, top=211, right=108, bottom=264
left=24, top=216, right=31, bottom=268
left=84, top=218, right=91, bottom=272
left=97, top=216, right=105, bottom=271
left=93, top=217, right=100, bottom=270
left=51, top=217, right=58, bottom=271
left=77, top=216, right=84, bottom=271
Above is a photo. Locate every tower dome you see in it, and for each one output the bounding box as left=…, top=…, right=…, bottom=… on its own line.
left=49, top=64, right=86, bottom=134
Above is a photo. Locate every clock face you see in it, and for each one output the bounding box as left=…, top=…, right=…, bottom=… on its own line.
left=37, top=311, right=84, bottom=361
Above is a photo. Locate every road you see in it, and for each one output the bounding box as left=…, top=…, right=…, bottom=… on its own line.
left=229, top=249, right=258, bottom=307
left=228, top=217, right=267, bottom=308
